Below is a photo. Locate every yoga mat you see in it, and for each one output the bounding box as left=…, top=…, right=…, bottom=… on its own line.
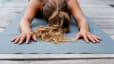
left=0, top=9, right=114, bottom=54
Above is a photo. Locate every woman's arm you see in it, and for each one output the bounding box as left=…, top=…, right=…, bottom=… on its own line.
left=67, top=0, right=102, bottom=43
left=20, top=0, right=42, bottom=32
left=11, top=0, right=43, bottom=44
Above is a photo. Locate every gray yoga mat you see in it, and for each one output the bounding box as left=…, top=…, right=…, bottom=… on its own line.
left=0, top=9, right=114, bottom=54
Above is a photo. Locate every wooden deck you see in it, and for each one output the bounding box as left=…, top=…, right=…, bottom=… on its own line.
left=0, top=0, right=114, bottom=64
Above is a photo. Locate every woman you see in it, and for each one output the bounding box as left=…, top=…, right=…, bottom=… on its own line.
left=10, top=0, right=102, bottom=44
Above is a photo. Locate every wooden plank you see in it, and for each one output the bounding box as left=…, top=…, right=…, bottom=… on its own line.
left=111, top=35, right=114, bottom=39
left=103, top=29, right=114, bottom=33
left=88, top=16, right=114, bottom=18
left=0, top=54, right=114, bottom=60
left=0, top=59, right=114, bottom=64
left=0, top=28, right=4, bottom=32
left=91, top=20, right=114, bottom=22
left=79, top=0, right=114, bottom=5
left=82, top=8, right=114, bottom=16
left=80, top=4, right=110, bottom=8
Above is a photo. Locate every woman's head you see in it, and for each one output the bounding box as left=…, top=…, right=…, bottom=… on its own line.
left=34, top=0, right=71, bottom=43
left=43, top=0, right=70, bottom=33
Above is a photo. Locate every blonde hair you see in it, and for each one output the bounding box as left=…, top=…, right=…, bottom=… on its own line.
left=33, top=0, right=71, bottom=43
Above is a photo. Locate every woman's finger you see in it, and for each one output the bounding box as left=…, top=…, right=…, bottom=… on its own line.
left=75, top=34, right=81, bottom=40
left=32, top=34, right=37, bottom=42
left=26, top=34, right=31, bottom=44
left=94, top=36, right=100, bottom=43
left=14, top=36, right=21, bottom=44
left=10, top=37, right=17, bottom=42
left=92, top=35, right=101, bottom=42
left=96, top=36, right=102, bottom=40
left=83, top=35, right=89, bottom=43
left=87, top=35, right=96, bottom=44
left=19, top=35, right=26, bottom=44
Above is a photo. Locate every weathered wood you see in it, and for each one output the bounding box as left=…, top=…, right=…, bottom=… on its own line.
left=0, top=54, right=114, bottom=60
left=79, top=0, right=114, bottom=5
left=0, top=28, right=4, bottom=32
left=80, top=4, right=110, bottom=8
left=111, top=36, right=114, bottom=39
left=0, top=59, right=114, bottom=64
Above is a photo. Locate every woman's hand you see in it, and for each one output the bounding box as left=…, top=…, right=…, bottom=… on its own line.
left=10, top=31, right=37, bottom=44
left=75, top=31, right=102, bottom=44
